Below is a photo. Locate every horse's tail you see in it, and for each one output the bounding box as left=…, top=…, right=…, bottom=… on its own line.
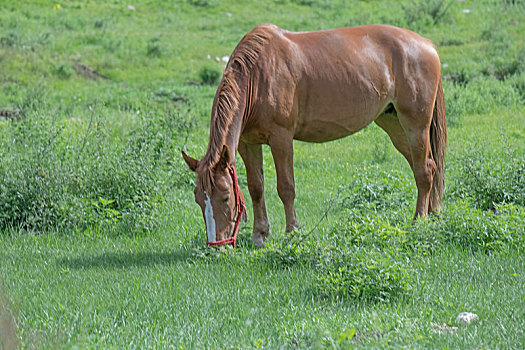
left=429, top=77, right=447, bottom=213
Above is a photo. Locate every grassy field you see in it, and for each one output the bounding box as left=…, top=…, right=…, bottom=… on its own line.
left=1, top=0, right=525, bottom=348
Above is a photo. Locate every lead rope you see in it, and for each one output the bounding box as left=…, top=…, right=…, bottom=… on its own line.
left=285, top=192, right=338, bottom=246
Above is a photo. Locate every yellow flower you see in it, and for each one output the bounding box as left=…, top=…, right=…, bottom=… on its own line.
left=53, top=4, right=61, bottom=10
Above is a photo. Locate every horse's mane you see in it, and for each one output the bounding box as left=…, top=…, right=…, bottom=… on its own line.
left=198, top=24, right=276, bottom=193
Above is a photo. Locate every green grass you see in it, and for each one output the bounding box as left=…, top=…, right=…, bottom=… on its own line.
left=1, top=0, right=525, bottom=348
left=2, top=222, right=524, bottom=348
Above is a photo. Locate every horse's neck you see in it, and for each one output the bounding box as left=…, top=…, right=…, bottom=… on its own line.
left=204, top=106, right=244, bottom=167
left=203, top=69, right=250, bottom=168
left=223, top=114, right=243, bottom=163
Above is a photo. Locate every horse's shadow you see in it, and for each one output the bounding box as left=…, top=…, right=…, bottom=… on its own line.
left=59, top=250, right=192, bottom=270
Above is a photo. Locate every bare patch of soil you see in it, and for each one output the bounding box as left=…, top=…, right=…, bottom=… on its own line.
left=72, top=63, right=108, bottom=80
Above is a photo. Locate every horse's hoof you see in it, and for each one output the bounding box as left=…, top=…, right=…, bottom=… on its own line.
left=285, top=224, right=301, bottom=233
left=252, top=236, right=265, bottom=248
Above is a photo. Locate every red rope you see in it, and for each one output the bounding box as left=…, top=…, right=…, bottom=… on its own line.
left=206, top=165, right=245, bottom=248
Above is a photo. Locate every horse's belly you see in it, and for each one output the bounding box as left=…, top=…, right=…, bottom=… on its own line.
left=293, top=116, right=368, bottom=142
left=293, top=91, right=383, bottom=142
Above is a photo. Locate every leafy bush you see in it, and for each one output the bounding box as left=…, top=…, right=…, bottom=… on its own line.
left=480, top=21, right=525, bottom=80
left=0, top=33, right=19, bottom=47
left=0, top=109, right=190, bottom=234
left=54, top=62, right=75, bottom=79
left=336, top=166, right=412, bottom=215
left=401, top=0, right=454, bottom=29
left=316, top=246, right=412, bottom=302
left=188, top=0, right=216, bottom=7
left=443, top=67, right=477, bottom=87
left=249, top=145, right=525, bottom=302
left=288, top=0, right=332, bottom=7
left=198, top=65, right=221, bottom=85
left=254, top=204, right=415, bottom=301
left=336, top=215, right=410, bottom=250
left=509, top=72, right=525, bottom=102
left=410, top=202, right=525, bottom=251
left=314, top=198, right=524, bottom=301
left=255, top=227, right=413, bottom=302
left=254, top=236, right=320, bottom=269
left=443, top=78, right=521, bottom=126
left=451, top=140, right=525, bottom=210
left=146, top=38, right=162, bottom=57
left=0, top=116, right=73, bottom=230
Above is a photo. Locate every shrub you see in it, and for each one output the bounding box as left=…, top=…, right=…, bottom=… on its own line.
left=443, top=78, right=521, bottom=126
left=451, top=140, right=525, bottom=210
left=316, top=246, right=412, bottom=302
left=481, top=21, right=525, bottom=80
left=188, top=0, right=216, bottom=7
left=509, top=72, right=525, bottom=102
left=289, top=0, right=331, bottom=7
left=410, top=202, right=525, bottom=251
left=255, top=239, right=319, bottom=269
left=253, top=218, right=413, bottom=302
left=146, top=38, right=162, bottom=57
left=0, top=116, right=73, bottom=230
left=336, top=215, right=410, bottom=251
left=443, top=67, right=477, bottom=87
left=254, top=202, right=416, bottom=301
left=0, top=109, right=188, bottom=234
left=198, top=65, right=221, bottom=85
left=54, top=62, right=75, bottom=79
left=0, top=33, right=19, bottom=47
left=401, top=0, right=454, bottom=29
left=336, top=166, right=412, bottom=215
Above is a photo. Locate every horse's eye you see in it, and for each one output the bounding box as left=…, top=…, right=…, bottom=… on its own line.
left=223, top=197, right=229, bottom=203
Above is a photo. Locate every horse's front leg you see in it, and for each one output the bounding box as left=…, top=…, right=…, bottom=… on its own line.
left=269, top=129, right=299, bottom=233
left=238, top=141, right=270, bottom=247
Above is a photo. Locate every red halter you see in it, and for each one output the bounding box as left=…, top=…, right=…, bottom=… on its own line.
left=206, top=165, right=245, bottom=248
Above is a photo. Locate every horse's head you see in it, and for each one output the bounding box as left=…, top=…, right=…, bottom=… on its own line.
left=182, top=145, right=246, bottom=246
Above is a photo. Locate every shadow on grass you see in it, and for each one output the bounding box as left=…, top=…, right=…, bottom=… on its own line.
left=60, top=250, right=193, bottom=270
left=0, top=285, right=18, bottom=350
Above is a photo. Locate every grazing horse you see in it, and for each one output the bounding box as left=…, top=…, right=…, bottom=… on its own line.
left=182, top=24, right=446, bottom=247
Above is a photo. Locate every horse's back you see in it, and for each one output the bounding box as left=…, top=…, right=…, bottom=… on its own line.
left=281, top=24, right=441, bottom=100
left=282, top=25, right=439, bottom=70
left=245, top=25, right=441, bottom=143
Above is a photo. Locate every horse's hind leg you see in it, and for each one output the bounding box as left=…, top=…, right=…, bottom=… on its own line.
left=269, top=128, right=299, bottom=232
left=396, top=107, right=436, bottom=219
left=375, top=111, right=412, bottom=168
left=238, top=141, right=270, bottom=247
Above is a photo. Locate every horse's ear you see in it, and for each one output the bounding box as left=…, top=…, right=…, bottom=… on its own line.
left=181, top=150, right=199, bottom=172
left=217, top=145, right=231, bottom=170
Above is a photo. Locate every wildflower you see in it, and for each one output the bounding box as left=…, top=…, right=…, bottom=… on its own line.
left=53, top=4, right=61, bottom=10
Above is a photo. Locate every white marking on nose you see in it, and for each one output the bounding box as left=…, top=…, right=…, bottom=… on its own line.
left=204, top=193, right=216, bottom=242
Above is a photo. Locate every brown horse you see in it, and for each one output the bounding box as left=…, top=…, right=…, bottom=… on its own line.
left=182, top=24, right=446, bottom=247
